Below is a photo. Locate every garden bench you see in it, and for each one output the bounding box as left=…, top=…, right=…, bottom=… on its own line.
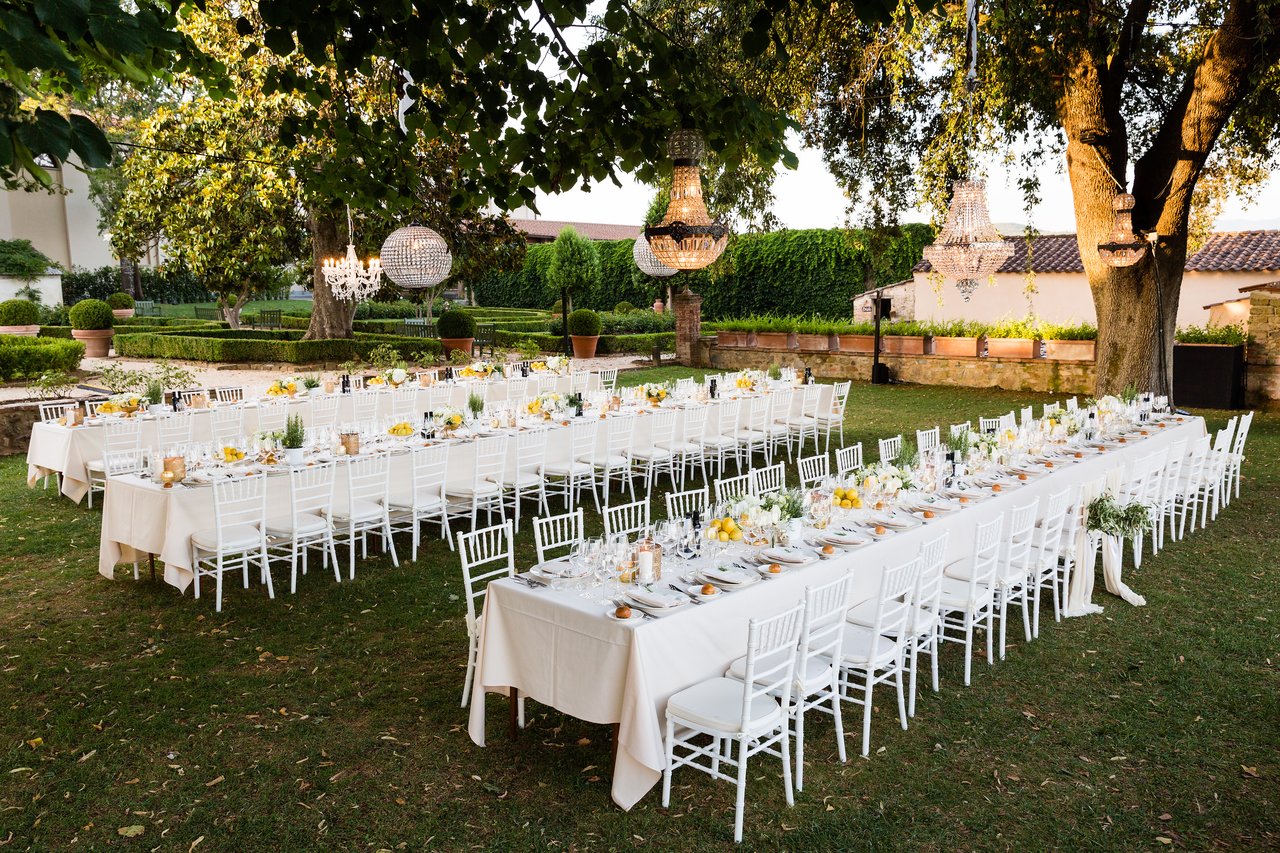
left=473, top=323, right=496, bottom=357
left=194, top=306, right=222, bottom=321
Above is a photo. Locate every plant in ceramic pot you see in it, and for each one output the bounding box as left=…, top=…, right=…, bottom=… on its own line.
left=1040, top=321, right=1097, bottom=361
left=879, top=320, right=931, bottom=354
left=282, top=414, right=306, bottom=466
left=143, top=378, right=167, bottom=414
left=437, top=309, right=476, bottom=359
left=106, top=291, right=136, bottom=319
left=750, top=314, right=796, bottom=350
left=794, top=315, right=836, bottom=352
left=983, top=318, right=1042, bottom=359
left=928, top=320, right=986, bottom=357
left=567, top=308, right=602, bottom=358
left=68, top=299, right=115, bottom=357
left=713, top=317, right=753, bottom=347
left=834, top=320, right=876, bottom=353
left=0, top=298, right=40, bottom=336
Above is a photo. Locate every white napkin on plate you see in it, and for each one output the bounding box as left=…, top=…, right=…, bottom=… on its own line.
left=703, top=566, right=751, bottom=585
left=762, top=547, right=807, bottom=564
left=627, top=588, right=686, bottom=609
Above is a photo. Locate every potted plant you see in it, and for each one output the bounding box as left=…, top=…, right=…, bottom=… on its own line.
left=282, top=414, right=306, bottom=467
left=834, top=320, right=877, bottom=353
left=752, top=315, right=796, bottom=350
left=1172, top=323, right=1248, bottom=408
left=107, top=291, right=136, bottom=319
left=929, top=320, right=986, bottom=357
left=567, top=308, right=602, bottom=358
left=467, top=392, right=485, bottom=420
left=68, top=298, right=115, bottom=357
left=0, top=298, right=40, bottom=336
left=983, top=318, right=1041, bottom=359
left=437, top=308, right=476, bottom=359
left=714, top=318, right=753, bottom=348
left=879, top=320, right=930, bottom=355
left=1040, top=322, right=1097, bottom=361
left=143, top=378, right=167, bottom=415
left=795, top=316, right=836, bottom=352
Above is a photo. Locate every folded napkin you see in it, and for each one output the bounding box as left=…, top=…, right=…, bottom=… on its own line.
left=763, top=547, right=807, bottom=564
left=627, top=588, right=686, bottom=609
left=703, top=566, right=751, bottom=585
left=536, top=559, right=589, bottom=578
left=822, top=528, right=868, bottom=545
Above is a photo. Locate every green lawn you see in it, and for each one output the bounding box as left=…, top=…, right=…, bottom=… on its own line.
left=1, top=373, right=1275, bottom=849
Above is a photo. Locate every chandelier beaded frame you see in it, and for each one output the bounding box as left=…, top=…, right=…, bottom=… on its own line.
left=380, top=225, right=453, bottom=289
left=921, top=180, right=1014, bottom=301
left=632, top=235, right=677, bottom=278
left=643, top=129, right=729, bottom=271
left=1096, top=193, right=1148, bottom=268
left=322, top=206, right=383, bottom=301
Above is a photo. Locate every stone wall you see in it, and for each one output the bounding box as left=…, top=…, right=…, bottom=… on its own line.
left=1246, top=290, right=1280, bottom=409
left=702, top=341, right=1097, bottom=395
left=0, top=402, right=40, bottom=457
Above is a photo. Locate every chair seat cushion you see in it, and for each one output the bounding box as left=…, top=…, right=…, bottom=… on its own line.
left=938, top=576, right=994, bottom=611
left=631, top=447, right=674, bottom=461
left=784, top=416, right=816, bottom=427
left=85, top=459, right=105, bottom=473
left=838, top=624, right=899, bottom=667
left=589, top=454, right=631, bottom=469
left=332, top=498, right=387, bottom=522
left=694, top=435, right=736, bottom=449
left=265, top=512, right=330, bottom=537
left=543, top=461, right=593, bottom=477
left=661, top=441, right=699, bottom=453
left=666, top=676, right=783, bottom=733
left=389, top=491, right=446, bottom=512
left=490, top=471, right=542, bottom=488
left=846, top=599, right=939, bottom=635
left=726, top=650, right=835, bottom=695
left=192, top=523, right=263, bottom=552
left=945, top=559, right=1027, bottom=588
left=445, top=481, right=501, bottom=498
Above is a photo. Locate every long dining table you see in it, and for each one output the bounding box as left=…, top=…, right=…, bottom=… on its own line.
left=466, top=414, right=1207, bottom=810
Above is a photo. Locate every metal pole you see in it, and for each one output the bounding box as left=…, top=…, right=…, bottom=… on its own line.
left=561, top=286, right=571, bottom=358
left=871, top=290, right=887, bottom=385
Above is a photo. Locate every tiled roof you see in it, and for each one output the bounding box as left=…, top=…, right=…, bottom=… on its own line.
left=512, top=218, right=642, bottom=242
left=915, top=229, right=1280, bottom=275
left=1186, top=231, right=1280, bottom=272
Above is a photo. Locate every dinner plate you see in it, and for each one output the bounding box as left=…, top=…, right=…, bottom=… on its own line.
left=755, top=563, right=789, bottom=578
left=625, top=589, right=689, bottom=611
left=699, top=566, right=757, bottom=587
left=762, top=546, right=808, bottom=564
left=606, top=608, right=646, bottom=622
left=530, top=560, right=591, bottom=580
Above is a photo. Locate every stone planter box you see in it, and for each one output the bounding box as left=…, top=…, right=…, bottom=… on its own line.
left=986, top=337, right=1041, bottom=359
left=1044, top=339, right=1096, bottom=361
left=753, top=331, right=793, bottom=350
left=837, top=334, right=876, bottom=354
left=932, top=336, right=984, bottom=358
left=0, top=325, right=39, bottom=337
left=716, top=330, right=751, bottom=348
left=796, top=333, right=833, bottom=352
left=1173, top=343, right=1246, bottom=409
left=880, top=335, right=929, bottom=355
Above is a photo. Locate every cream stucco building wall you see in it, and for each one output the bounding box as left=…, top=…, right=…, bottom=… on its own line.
left=0, top=158, right=120, bottom=271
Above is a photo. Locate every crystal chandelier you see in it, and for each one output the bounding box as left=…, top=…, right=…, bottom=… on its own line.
left=644, top=129, right=729, bottom=271
left=322, top=206, right=382, bottom=301
left=1096, top=193, right=1148, bottom=267
left=632, top=236, right=677, bottom=278
left=922, top=180, right=1013, bottom=301
left=380, top=225, right=453, bottom=289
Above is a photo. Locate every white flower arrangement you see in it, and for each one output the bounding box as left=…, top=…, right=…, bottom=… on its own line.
left=434, top=407, right=466, bottom=430
left=853, top=463, right=916, bottom=494
left=723, top=489, right=805, bottom=527
left=545, top=355, right=568, bottom=374
left=526, top=391, right=566, bottom=416
left=461, top=360, right=501, bottom=378
left=384, top=366, right=409, bottom=386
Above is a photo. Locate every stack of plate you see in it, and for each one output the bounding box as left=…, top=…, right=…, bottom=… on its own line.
left=698, top=565, right=758, bottom=588
left=625, top=588, right=691, bottom=615
left=814, top=528, right=870, bottom=548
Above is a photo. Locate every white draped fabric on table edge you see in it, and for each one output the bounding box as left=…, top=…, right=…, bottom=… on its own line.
left=27, top=374, right=598, bottom=503
left=467, top=416, right=1206, bottom=810
left=96, top=385, right=833, bottom=591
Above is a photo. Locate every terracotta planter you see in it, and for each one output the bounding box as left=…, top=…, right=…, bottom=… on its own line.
left=837, top=334, right=876, bottom=354
left=796, top=333, right=833, bottom=352
left=571, top=334, right=599, bottom=359
left=931, top=336, right=982, bottom=357
left=440, top=337, right=473, bottom=359
left=753, top=331, right=793, bottom=349
left=880, top=335, right=929, bottom=355
left=1044, top=339, right=1096, bottom=361
left=111, top=309, right=135, bottom=319
left=71, top=328, right=114, bottom=357
left=0, top=325, right=39, bottom=337
left=986, top=337, right=1040, bottom=359
left=716, top=330, right=750, bottom=348
left=653, top=300, right=665, bottom=312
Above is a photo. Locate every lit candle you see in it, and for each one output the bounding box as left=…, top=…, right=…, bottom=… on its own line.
left=636, top=545, right=654, bottom=583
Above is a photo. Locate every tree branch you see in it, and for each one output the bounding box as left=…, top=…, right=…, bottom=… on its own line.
left=1107, top=0, right=1153, bottom=99
left=532, top=0, right=587, bottom=76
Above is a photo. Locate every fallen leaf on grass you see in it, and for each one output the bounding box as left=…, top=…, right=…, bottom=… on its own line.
left=26, top=738, right=42, bottom=749
left=205, top=775, right=224, bottom=787
left=1155, top=837, right=1172, bottom=845
left=576, top=737, right=591, bottom=746
left=1159, top=813, right=1173, bottom=821
left=1241, top=766, right=1259, bottom=778
left=117, top=825, right=145, bottom=837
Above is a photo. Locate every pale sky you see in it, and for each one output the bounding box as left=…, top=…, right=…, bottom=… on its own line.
left=531, top=135, right=1280, bottom=234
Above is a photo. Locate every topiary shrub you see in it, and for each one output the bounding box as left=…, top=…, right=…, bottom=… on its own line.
left=614, top=301, right=636, bottom=314
left=0, top=337, right=85, bottom=380
left=69, top=299, right=114, bottom=330
left=106, top=292, right=136, bottom=310
left=0, top=298, right=40, bottom=326
left=567, top=308, right=602, bottom=337
left=549, top=298, right=564, bottom=315
left=437, top=309, right=477, bottom=339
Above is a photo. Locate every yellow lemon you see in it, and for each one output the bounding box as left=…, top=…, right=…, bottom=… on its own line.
left=840, top=499, right=852, bottom=509
left=850, top=496, right=863, bottom=509
left=718, top=531, right=730, bottom=542
left=709, top=519, right=722, bottom=531
left=729, top=530, right=743, bottom=542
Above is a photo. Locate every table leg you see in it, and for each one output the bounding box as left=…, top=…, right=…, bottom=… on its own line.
left=611, top=722, right=620, bottom=766
left=508, top=688, right=520, bottom=739
left=148, top=553, right=157, bottom=582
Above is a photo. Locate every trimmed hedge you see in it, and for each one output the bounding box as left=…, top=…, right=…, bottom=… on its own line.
left=0, top=335, right=85, bottom=380
left=114, top=328, right=442, bottom=364
left=116, top=316, right=226, bottom=329
left=0, top=298, right=39, bottom=326
left=493, top=329, right=674, bottom=355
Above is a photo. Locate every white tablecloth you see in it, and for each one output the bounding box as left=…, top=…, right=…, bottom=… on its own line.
left=467, top=415, right=1206, bottom=810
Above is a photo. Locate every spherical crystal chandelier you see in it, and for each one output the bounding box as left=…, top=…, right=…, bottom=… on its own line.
left=1097, top=193, right=1148, bottom=267
left=644, top=129, right=729, bottom=271
left=380, top=224, right=453, bottom=289
left=322, top=206, right=382, bottom=301
left=921, top=180, right=1014, bottom=301
left=632, top=236, right=677, bottom=278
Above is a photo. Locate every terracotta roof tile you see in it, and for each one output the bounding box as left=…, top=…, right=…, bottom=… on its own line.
left=512, top=219, right=642, bottom=242
left=914, top=234, right=1082, bottom=274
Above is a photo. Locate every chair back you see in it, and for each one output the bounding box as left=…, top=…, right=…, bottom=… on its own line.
left=916, top=426, right=941, bottom=455
left=797, top=454, right=830, bottom=489
left=999, top=411, right=1017, bottom=431
left=665, top=486, right=709, bottom=520
left=473, top=434, right=509, bottom=484
left=598, top=368, right=619, bottom=390
left=209, top=473, right=268, bottom=550
left=214, top=386, right=245, bottom=404
left=571, top=372, right=590, bottom=393
left=648, top=409, right=677, bottom=447
left=344, top=453, right=391, bottom=506
left=286, top=461, right=336, bottom=521
left=835, top=443, right=863, bottom=479
left=604, top=414, right=635, bottom=460
left=103, top=418, right=143, bottom=455
left=39, top=402, right=76, bottom=422
left=511, top=428, right=547, bottom=474
left=680, top=403, right=708, bottom=444
left=949, top=422, right=971, bottom=439
left=715, top=472, right=752, bottom=504
left=457, top=521, right=515, bottom=629
left=1065, top=396, right=1079, bottom=412
left=978, top=416, right=1002, bottom=433
left=1043, top=402, right=1061, bottom=417
left=961, top=515, right=1005, bottom=595
left=157, top=410, right=195, bottom=448
left=743, top=396, right=768, bottom=433
left=1159, top=439, right=1187, bottom=508
left=878, top=434, right=902, bottom=463
left=310, top=393, right=340, bottom=427
left=426, top=386, right=453, bottom=411
left=868, top=555, right=921, bottom=647
left=769, top=387, right=794, bottom=423
left=1232, top=411, right=1254, bottom=458
left=831, top=381, right=851, bottom=418
left=391, top=386, right=418, bottom=418
left=914, top=532, right=950, bottom=631
left=533, top=509, right=583, bottom=563
left=604, top=498, right=650, bottom=539
left=257, top=401, right=288, bottom=432
left=505, top=376, right=528, bottom=401
left=1181, top=436, right=1209, bottom=490
left=1036, top=488, right=1072, bottom=567
left=565, top=419, right=596, bottom=461
left=211, top=406, right=244, bottom=444
left=736, top=603, right=805, bottom=729
left=352, top=390, right=380, bottom=423
left=713, top=398, right=741, bottom=435
left=175, top=389, right=207, bottom=406
left=800, top=384, right=821, bottom=419
left=105, top=448, right=150, bottom=478
left=799, top=574, right=851, bottom=687
left=1001, top=499, right=1041, bottom=583
left=1020, top=405, right=1035, bottom=426
left=408, top=443, right=449, bottom=508
left=750, top=463, right=785, bottom=496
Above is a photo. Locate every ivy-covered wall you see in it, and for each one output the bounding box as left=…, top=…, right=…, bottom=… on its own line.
left=473, top=226, right=933, bottom=318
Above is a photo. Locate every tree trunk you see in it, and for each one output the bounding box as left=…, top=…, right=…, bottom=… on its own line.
left=304, top=207, right=355, bottom=340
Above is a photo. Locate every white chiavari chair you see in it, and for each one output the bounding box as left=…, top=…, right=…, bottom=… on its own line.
left=598, top=368, right=619, bottom=391
left=156, top=410, right=194, bottom=447
left=797, top=453, right=830, bottom=489
left=734, top=395, right=771, bottom=466
left=214, top=386, right=245, bottom=404
left=663, top=604, right=804, bottom=844
left=389, top=444, right=452, bottom=560
left=835, top=443, right=863, bottom=480
left=1152, top=439, right=1186, bottom=554
left=838, top=554, right=918, bottom=756
left=915, top=426, right=940, bottom=455
left=425, top=385, right=453, bottom=412
left=571, top=372, right=591, bottom=394
left=1225, top=411, right=1253, bottom=504
left=786, top=384, right=821, bottom=457
left=445, top=434, right=509, bottom=530
left=309, top=393, right=339, bottom=428
left=457, top=521, right=518, bottom=719
left=603, top=498, right=651, bottom=539
left=190, top=472, right=270, bottom=612
left=493, top=428, right=548, bottom=531
left=1029, top=488, right=1071, bottom=636
left=938, top=514, right=1003, bottom=685
left=257, top=400, right=288, bottom=433
left=814, top=380, right=850, bottom=451
left=505, top=376, right=528, bottom=402
left=1064, top=396, right=1078, bottom=412
left=877, top=434, right=902, bottom=464
left=103, top=448, right=151, bottom=578
left=542, top=420, right=599, bottom=513
left=949, top=501, right=1038, bottom=661
left=667, top=404, right=709, bottom=487
left=211, top=406, right=244, bottom=446
left=349, top=375, right=366, bottom=391
left=84, top=399, right=110, bottom=417
left=331, top=454, right=398, bottom=580
left=675, top=376, right=697, bottom=396
left=999, top=411, right=1017, bottom=431
left=85, top=418, right=142, bottom=508
left=1173, top=436, right=1211, bottom=536
left=390, top=386, right=418, bottom=420
left=764, top=387, right=795, bottom=461
left=533, top=509, right=583, bottom=564
left=750, top=463, right=785, bottom=496
left=665, top=486, right=708, bottom=520
left=1043, top=402, right=1061, bottom=417
left=632, top=409, right=679, bottom=491
left=1019, top=405, right=1035, bottom=426
left=978, top=415, right=1003, bottom=434
left=39, top=401, right=75, bottom=423
left=590, top=414, right=636, bottom=506
left=267, top=461, right=338, bottom=593
left=715, top=471, right=753, bottom=504
left=1204, top=421, right=1235, bottom=524
left=351, top=389, right=380, bottom=423
left=950, top=422, right=971, bottom=439
left=175, top=388, right=207, bottom=406
left=695, top=398, right=740, bottom=479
